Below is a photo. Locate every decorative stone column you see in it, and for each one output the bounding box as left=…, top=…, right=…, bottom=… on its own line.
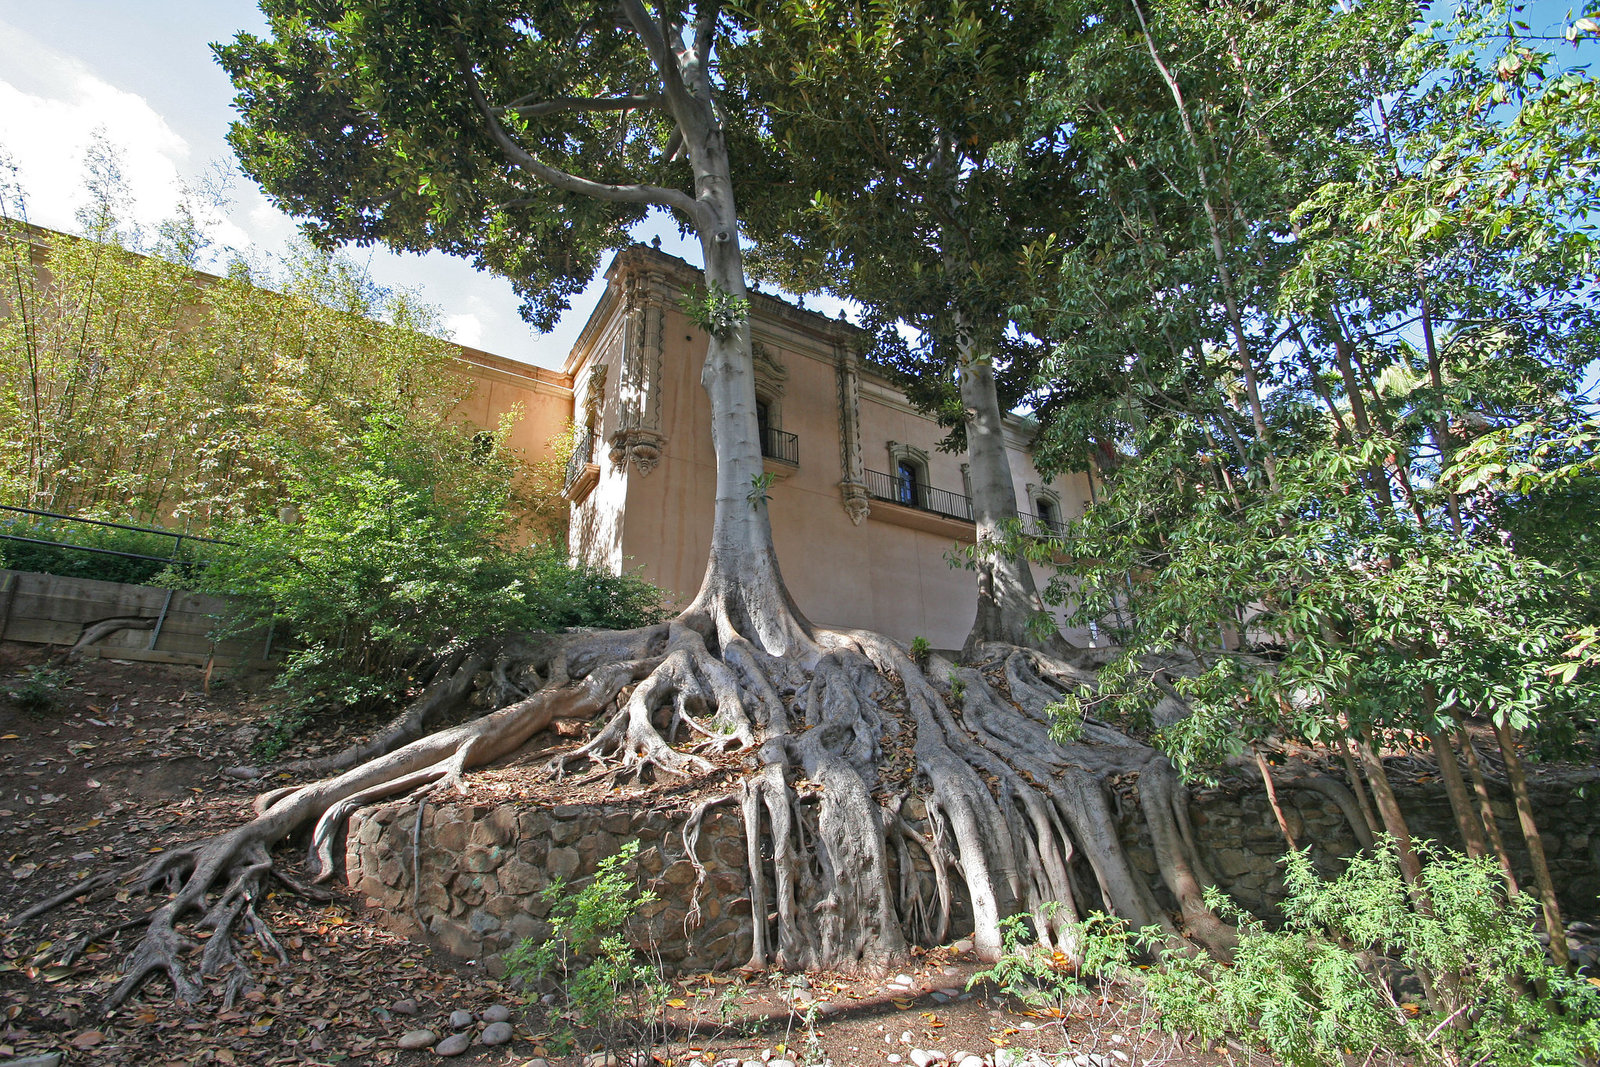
left=608, top=254, right=670, bottom=475
left=835, top=340, right=869, bottom=525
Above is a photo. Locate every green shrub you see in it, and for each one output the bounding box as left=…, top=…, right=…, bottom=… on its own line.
left=1142, top=842, right=1600, bottom=1067
left=204, top=409, right=663, bottom=756
left=1, top=665, right=72, bottom=714
left=0, top=517, right=207, bottom=586
left=503, top=840, right=665, bottom=1052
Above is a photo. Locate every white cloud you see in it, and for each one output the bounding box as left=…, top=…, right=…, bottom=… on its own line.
left=444, top=313, right=485, bottom=349
left=0, top=20, right=192, bottom=236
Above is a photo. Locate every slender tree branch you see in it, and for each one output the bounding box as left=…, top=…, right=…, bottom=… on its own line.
left=496, top=94, right=663, bottom=118
left=453, top=42, right=699, bottom=218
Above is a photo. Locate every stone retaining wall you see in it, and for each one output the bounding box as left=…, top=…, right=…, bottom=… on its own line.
left=347, top=773, right=1600, bottom=972
left=346, top=797, right=754, bottom=975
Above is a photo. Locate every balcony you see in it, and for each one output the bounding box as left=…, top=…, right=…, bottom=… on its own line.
left=760, top=427, right=799, bottom=465
left=1023, top=513, right=1068, bottom=538
left=863, top=468, right=973, bottom=522
left=562, top=430, right=600, bottom=502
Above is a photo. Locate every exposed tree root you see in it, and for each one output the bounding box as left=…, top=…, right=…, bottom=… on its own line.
left=15, top=605, right=1318, bottom=1012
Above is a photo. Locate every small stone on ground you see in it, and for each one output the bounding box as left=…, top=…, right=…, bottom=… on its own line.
left=435, top=1030, right=472, bottom=1056
left=481, top=1020, right=513, bottom=1046
left=397, top=1028, right=436, bottom=1050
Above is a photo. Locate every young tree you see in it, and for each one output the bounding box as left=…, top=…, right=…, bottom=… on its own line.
left=0, top=145, right=466, bottom=525
left=1026, top=0, right=1599, bottom=966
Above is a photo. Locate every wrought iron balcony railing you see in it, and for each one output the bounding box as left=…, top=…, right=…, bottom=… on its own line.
left=760, top=427, right=799, bottom=465
left=863, top=468, right=974, bottom=522
left=563, top=430, right=596, bottom=493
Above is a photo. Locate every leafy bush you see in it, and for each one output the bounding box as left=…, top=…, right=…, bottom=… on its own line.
left=1, top=665, right=72, bottom=714
left=1143, top=842, right=1600, bottom=1067
left=0, top=516, right=207, bottom=586
left=503, top=840, right=665, bottom=1053
left=205, top=409, right=663, bottom=754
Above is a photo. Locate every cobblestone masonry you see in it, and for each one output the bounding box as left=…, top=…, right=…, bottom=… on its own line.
left=347, top=773, right=1600, bottom=972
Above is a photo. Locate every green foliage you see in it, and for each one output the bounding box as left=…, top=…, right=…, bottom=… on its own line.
left=215, top=3, right=703, bottom=333
left=969, top=909, right=1153, bottom=1013
left=1019, top=0, right=1600, bottom=779
left=680, top=283, right=750, bottom=339
left=747, top=471, right=777, bottom=510
left=205, top=409, right=663, bottom=756
left=1142, top=844, right=1600, bottom=1067
left=0, top=145, right=466, bottom=526
left=0, top=516, right=207, bottom=586
left=503, top=841, right=665, bottom=1048
left=909, top=635, right=931, bottom=667
left=1, top=665, right=72, bottom=715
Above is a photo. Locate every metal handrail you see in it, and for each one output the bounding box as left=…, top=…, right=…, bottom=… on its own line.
left=0, top=504, right=232, bottom=568
left=862, top=468, right=974, bottom=522
left=760, top=427, right=799, bottom=465
left=0, top=503, right=229, bottom=546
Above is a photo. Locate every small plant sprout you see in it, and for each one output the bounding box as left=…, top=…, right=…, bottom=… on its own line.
left=679, top=281, right=749, bottom=338
left=748, top=471, right=777, bottom=510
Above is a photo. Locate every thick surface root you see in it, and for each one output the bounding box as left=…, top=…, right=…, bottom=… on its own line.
left=18, top=607, right=1251, bottom=1009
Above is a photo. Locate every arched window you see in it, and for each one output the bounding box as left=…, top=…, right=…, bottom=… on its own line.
left=1035, top=497, right=1057, bottom=532
left=897, top=459, right=922, bottom=508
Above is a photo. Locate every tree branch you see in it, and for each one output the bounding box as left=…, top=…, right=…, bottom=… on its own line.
left=693, top=0, right=723, bottom=64
left=453, top=42, right=699, bottom=219
left=618, top=0, right=701, bottom=122
left=497, top=94, right=662, bottom=117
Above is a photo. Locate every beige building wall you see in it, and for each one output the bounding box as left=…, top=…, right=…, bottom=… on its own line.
left=448, top=346, right=573, bottom=458
left=558, top=247, right=1096, bottom=649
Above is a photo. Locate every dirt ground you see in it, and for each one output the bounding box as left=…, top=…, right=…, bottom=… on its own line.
left=0, top=649, right=1231, bottom=1067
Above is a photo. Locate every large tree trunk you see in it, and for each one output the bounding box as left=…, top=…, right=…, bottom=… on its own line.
left=666, top=19, right=813, bottom=661
left=957, top=331, right=1067, bottom=657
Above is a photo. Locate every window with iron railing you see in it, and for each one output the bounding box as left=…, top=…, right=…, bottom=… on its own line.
left=862, top=468, right=974, bottom=522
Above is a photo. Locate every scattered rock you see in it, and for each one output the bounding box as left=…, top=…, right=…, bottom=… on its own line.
left=397, top=1029, right=437, bottom=1050
left=582, top=1053, right=619, bottom=1067
left=931, top=991, right=952, bottom=1003
left=481, top=1020, right=513, bottom=1046
left=769, top=1060, right=796, bottom=1067
left=888, top=1057, right=903, bottom=1065
left=911, top=1050, right=946, bottom=1067
left=711, top=1060, right=742, bottom=1067
left=951, top=939, right=974, bottom=955
left=541, top=992, right=561, bottom=1006
left=449, top=1008, right=475, bottom=1029
left=523, top=1060, right=551, bottom=1067
left=481, top=1003, right=512, bottom=1023
left=958, top=1057, right=986, bottom=1067
left=817, top=1001, right=844, bottom=1015
left=890, top=973, right=915, bottom=987
left=391, top=998, right=419, bottom=1016
left=435, top=1031, right=472, bottom=1056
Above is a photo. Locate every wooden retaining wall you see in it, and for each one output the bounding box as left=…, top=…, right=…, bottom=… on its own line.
left=0, top=568, right=272, bottom=668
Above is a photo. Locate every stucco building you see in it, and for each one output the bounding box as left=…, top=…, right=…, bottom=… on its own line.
left=477, top=245, right=1094, bottom=649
